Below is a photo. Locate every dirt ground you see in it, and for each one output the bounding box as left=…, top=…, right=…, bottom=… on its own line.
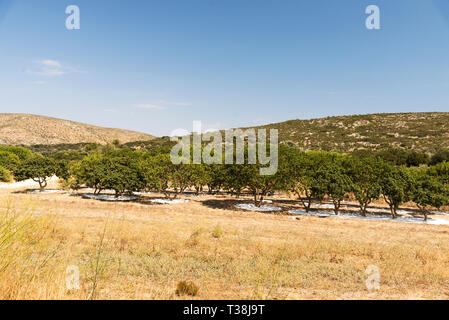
left=1, top=179, right=448, bottom=300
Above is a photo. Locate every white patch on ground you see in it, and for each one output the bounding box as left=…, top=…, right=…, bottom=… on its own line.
left=396, top=209, right=415, bottom=215
left=431, top=211, right=449, bottom=216
left=133, top=191, right=160, bottom=195
left=150, top=199, right=190, bottom=204
left=288, top=210, right=449, bottom=225
left=235, top=203, right=281, bottom=212
left=367, top=207, right=390, bottom=213
left=29, top=189, right=60, bottom=194
left=82, top=194, right=138, bottom=201
left=0, top=176, right=59, bottom=189
left=239, top=198, right=273, bottom=203
left=312, top=203, right=335, bottom=209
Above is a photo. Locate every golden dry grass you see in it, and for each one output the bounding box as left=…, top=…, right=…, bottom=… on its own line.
left=0, top=182, right=448, bottom=300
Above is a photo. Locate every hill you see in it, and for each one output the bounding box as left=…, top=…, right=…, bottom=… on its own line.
left=0, top=114, right=154, bottom=145
left=251, top=112, right=449, bottom=153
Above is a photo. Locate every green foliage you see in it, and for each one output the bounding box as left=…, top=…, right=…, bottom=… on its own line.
left=205, top=164, right=227, bottom=194
left=0, top=146, right=34, bottom=162
left=212, top=224, right=223, bottom=238
left=347, top=156, right=383, bottom=216
left=143, top=153, right=190, bottom=199
left=72, top=150, right=146, bottom=196
left=98, top=152, right=145, bottom=196
left=186, top=164, right=211, bottom=194
left=430, top=148, right=449, bottom=165
left=0, top=166, right=12, bottom=182
left=313, top=154, right=353, bottom=214
left=0, top=151, right=20, bottom=173
left=71, top=153, right=105, bottom=193
left=428, top=161, right=449, bottom=185
left=15, top=156, right=57, bottom=190
left=353, top=147, right=429, bottom=167
left=379, top=163, right=413, bottom=218
left=17, top=136, right=448, bottom=218
left=410, top=168, right=449, bottom=221
left=257, top=112, right=449, bottom=153
left=282, top=149, right=329, bottom=211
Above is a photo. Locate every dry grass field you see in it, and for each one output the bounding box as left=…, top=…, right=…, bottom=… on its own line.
left=1, top=180, right=449, bottom=300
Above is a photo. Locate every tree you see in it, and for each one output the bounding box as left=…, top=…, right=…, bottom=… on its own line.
left=348, top=156, right=382, bottom=216
left=222, top=164, right=250, bottom=198
left=72, top=151, right=146, bottom=196
left=98, top=152, right=145, bottom=197
left=143, top=153, right=190, bottom=200
left=231, top=163, right=279, bottom=207
left=283, top=150, right=327, bottom=212
left=410, top=168, right=449, bottom=221
left=314, top=154, right=353, bottom=215
left=71, top=153, right=105, bottom=194
left=206, top=164, right=227, bottom=195
left=379, top=163, right=413, bottom=219
left=15, top=156, right=56, bottom=191
left=187, top=164, right=210, bottom=195
left=430, top=149, right=449, bottom=165
left=405, top=151, right=429, bottom=167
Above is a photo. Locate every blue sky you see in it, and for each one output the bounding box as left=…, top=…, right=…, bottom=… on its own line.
left=0, top=0, right=448, bottom=136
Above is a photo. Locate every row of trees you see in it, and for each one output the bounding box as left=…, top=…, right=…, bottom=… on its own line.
left=1, top=144, right=448, bottom=220
left=62, top=146, right=449, bottom=220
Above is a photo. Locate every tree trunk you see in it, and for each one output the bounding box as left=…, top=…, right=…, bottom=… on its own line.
left=38, top=178, right=47, bottom=191
left=388, top=204, right=396, bottom=219
left=333, top=199, right=340, bottom=215
left=360, top=203, right=368, bottom=217
left=254, top=193, right=261, bottom=207
left=392, top=205, right=399, bottom=219
left=306, top=198, right=312, bottom=212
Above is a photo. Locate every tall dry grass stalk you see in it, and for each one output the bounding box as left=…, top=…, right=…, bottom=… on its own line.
left=0, top=198, right=64, bottom=299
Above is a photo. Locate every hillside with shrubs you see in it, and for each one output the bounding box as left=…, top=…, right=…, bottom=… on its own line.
left=252, top=112, right=449, bottom=153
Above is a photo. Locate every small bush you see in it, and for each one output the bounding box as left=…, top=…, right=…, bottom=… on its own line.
left=176, top=281, right=199, bottom=296
left=212, top=224, right=223, bottom=238
left=0, top=166, right=11, bottom=182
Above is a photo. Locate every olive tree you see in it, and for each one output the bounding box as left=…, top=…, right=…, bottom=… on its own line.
left=187, top=164, right=210, bottom=195
left=15, top=156, right=57, bottom=191
left=71, top=153, right=105, bottom=194
left=144, top=153, right=190, bottom=200
left=379, top=163, right=413, bottom=219
left=348, top=156, right=382, bottom=216
left=410, top=168, right=449, bottom=221
left=283, top=149, right=327, bottom=212
left=98, top=152, right=145, bottom=197
left=314, top=154, right=353, bottom=215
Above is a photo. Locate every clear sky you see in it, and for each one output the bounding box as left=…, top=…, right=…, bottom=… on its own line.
left=0, top=0, right=448, bottom=136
